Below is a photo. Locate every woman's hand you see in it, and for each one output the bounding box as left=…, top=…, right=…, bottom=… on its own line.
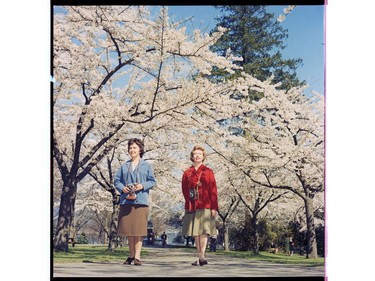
left=135, top=183, right=144, bottom=192
left=122, top=184, right=143, bottom=194
left=211, top=209, right=218, bottom=219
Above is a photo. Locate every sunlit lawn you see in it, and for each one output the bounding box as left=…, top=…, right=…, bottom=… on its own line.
left=53, top=244, right=150, bottom=264
left=215, top=249, right=324, bottom=267
left=53, top=244, right=324, bottom=267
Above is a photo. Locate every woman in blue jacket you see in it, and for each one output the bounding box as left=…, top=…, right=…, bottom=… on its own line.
left=114, top=138, right=156, bottom=266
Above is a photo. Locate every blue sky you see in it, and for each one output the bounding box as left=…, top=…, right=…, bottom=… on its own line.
left=151, top=5, right=325, bottom=95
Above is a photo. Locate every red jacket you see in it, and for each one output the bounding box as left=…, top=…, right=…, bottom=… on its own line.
left=182, top=164, right=218, bottom=211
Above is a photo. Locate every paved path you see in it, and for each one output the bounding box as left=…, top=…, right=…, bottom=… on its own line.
left=53, top=245, right=325, bottom=278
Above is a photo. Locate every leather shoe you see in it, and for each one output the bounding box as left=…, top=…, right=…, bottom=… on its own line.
left=199, top=259, right=208, bottom=266
left=134, top=258, right=142, bottom=266
left=123, top=257, right=134, bottom=265
left=191, top=261, right=199, bottom=266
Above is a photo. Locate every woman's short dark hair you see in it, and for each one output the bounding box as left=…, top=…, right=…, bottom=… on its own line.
left=128, top=138, right=145, bottom=158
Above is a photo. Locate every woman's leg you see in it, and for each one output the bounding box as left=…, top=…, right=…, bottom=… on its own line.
left=128, top=236, right=135, bottom=258
left=134, top=236, right=143, bottom=260
left=198, top=234, right=208, bottom=260
left=193, top=235, right=201, bottom=262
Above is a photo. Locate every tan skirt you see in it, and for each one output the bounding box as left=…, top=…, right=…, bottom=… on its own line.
left=117, top=204, right=148, bottom=236
left=182, top=209, right=216, bottom=237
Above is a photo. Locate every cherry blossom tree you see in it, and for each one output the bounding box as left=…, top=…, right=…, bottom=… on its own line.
left=235, top=182, right=289, bottom=254
left=87, top=148, right=122, bottom=251
left=277, top=5, right=297, bottom=23
left=53, top=5, right=243, bottom=252
left=206, top=75, right=324, bottom=258
left=74, top=182, right=113, bottom=244
left=205, top=158, right=292, bottom=253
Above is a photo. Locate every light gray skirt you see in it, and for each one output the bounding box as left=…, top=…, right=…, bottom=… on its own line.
left=182, top=208, right=216, bottom=237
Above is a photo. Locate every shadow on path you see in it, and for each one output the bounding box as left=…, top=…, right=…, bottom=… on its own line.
left=53, top=245, right=325, bottom=279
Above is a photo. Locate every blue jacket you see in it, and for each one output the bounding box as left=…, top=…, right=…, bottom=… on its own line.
left=114, top=159, right=156, bottom=206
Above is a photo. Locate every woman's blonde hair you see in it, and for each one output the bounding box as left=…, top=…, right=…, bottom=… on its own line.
left=190, top=145, right=207, bottom=162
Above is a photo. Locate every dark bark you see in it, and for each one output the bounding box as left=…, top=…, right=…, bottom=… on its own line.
left=107, top=195, right=120, bottom=252
left=217, top=195, right=240, bottom=251
left=251, top=215, right=259, bottom=254
left=53, top=180, right=77, bottom=252
left=222, top=221, right=230, bottom=251
left=305, top=196, right=318, bottom=258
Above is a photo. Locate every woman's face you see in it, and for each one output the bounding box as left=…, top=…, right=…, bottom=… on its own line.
left=192, top=149, right=204, bottom=163
left=128, top=143, right=141, bottom=159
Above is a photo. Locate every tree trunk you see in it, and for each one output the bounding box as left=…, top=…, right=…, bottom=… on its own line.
left=305, top=196, right=318, bottom=258
left=54, top=181, right=77, bottom=252
left=223, top=221, right=230, bottom=250
left=251, top=215, right=259, bottom=254
left=108, top=200, right=120, bottom=252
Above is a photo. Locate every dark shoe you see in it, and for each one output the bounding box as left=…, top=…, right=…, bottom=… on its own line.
left=199, top=259, right=208, bottom=266
left=134, top=258, right=142, bottom=266
left=191, top=261, right=199, bottom=266
left=123, top=257, right=134, bottom=265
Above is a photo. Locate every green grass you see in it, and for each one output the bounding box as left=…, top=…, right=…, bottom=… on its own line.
left=53, top=244, right=324, bottom=267
left=53, top=244, right=150, bottom=264
left=215, top=249, right=324, bottom=267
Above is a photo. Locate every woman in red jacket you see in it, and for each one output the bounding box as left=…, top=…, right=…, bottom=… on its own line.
left=182, top=145, right=218, bottom=266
